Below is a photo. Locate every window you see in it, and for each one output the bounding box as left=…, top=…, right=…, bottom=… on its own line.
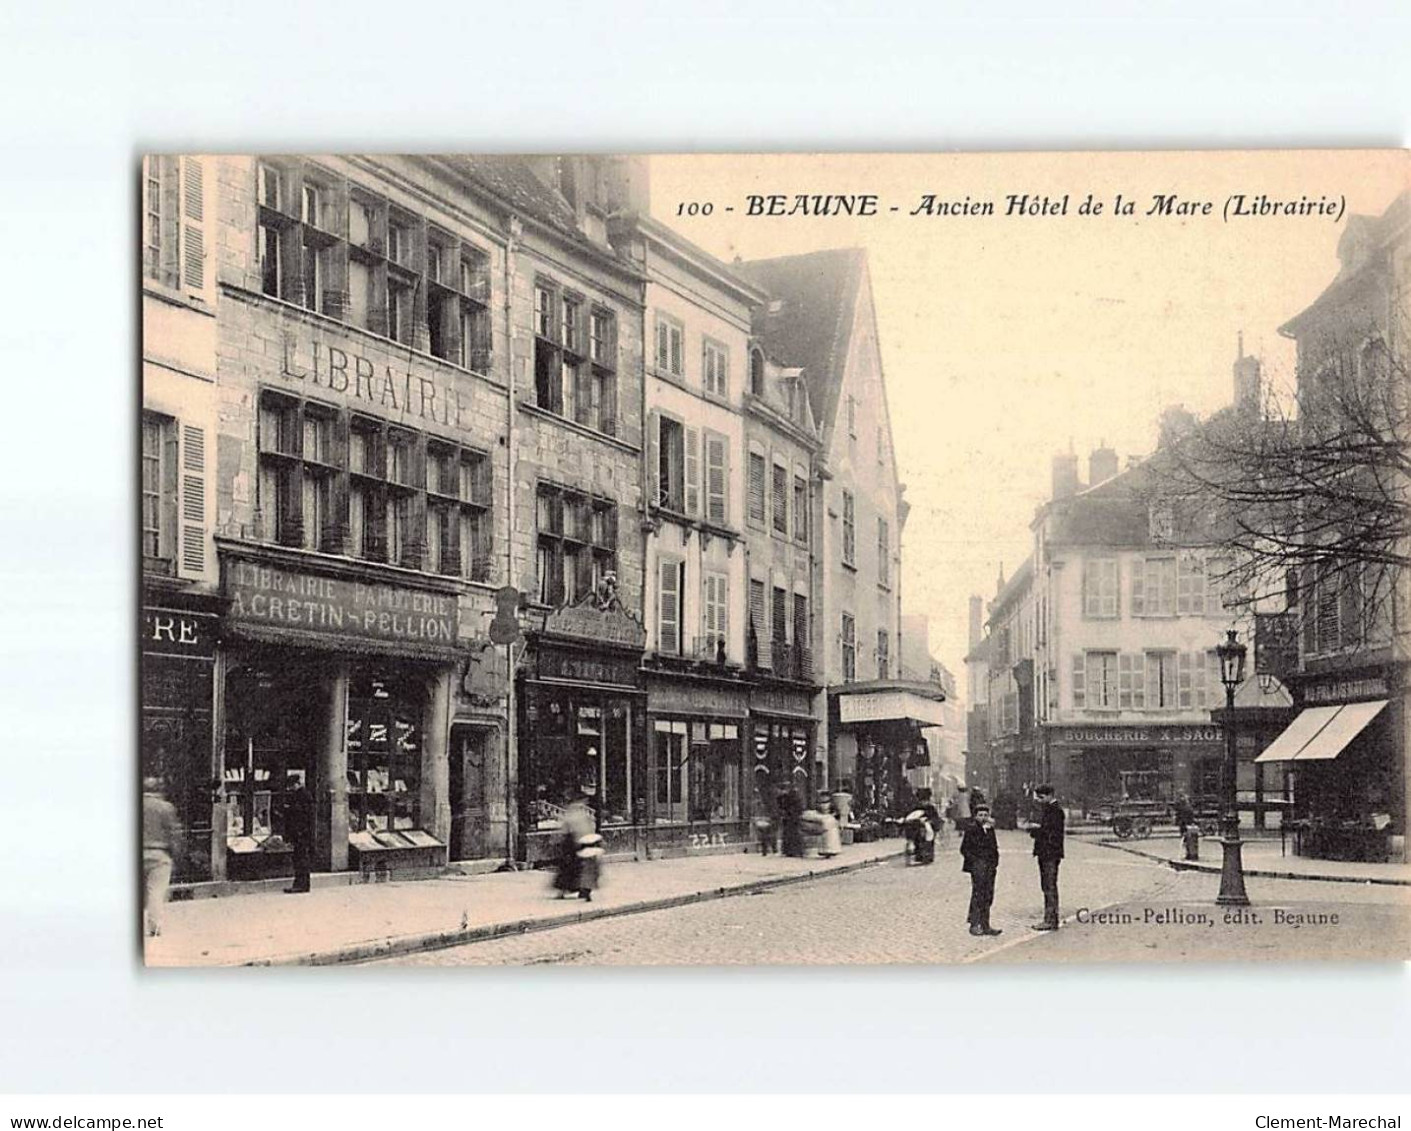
left=793, top=473, right=808, bottom=543
left=877, top=629, right=890, bottom=679
left=652, top=719, right=689, bottom=824
left=1177, top=554, right=1206, bottom=615
left=535, top=283, right=617, bottom=433
left=841, top=613, right=856, bottom=683
left=792, top=594, right=808, bottom=663
left=655, top=315, right=684, bottom=378
left=772, top=587, right=789, bottom=662
left=1118, top=653, right=1146, bottom=710
left=748, top=451, right=766, bottom=526
left=536, top=483, right=617, bottom=607
left=703, top=572, right=729, bottom=658
left=143, top=156, right=206, bottom=293
left=142, top=414, right=178, bottom=571
left=749, top=348, right=765, bottom=397
left=771, top=462, right=789, bottom=535
left=847, top=395, right=857, bottom=438
left=1071, top=653, right=1086, bottom=708
left=703, top=338, right=729, bottom=397
left=655, top=415, right=688, bottom=512
left=258, top=392, right=491, bottom=579
left=1145, top=652, right=1177, bottom=709
left=877, top=517, right=891, bottom=588
left=1132, top=557, right=1177, bottom=616
left=1178, top=651, right=1210, bottom=710
left=749, top=578, right=767, bottom=653
left=1083, top=558, right=1118, bottom=618
left=704, top=432, right=728, bottom=524
left=658, top=558, right=683, bottom=655
left=1083, top=652, right=1118, bottom=709
left=841, top=491, right=856, bottom=567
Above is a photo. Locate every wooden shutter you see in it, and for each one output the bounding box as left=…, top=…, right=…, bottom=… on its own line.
left=161, top=423, right=179, bottom=564
left=685, top=426, right=701, bottom=515
left=748, top=451, right=766, bottom=525
left=180, top=157, right=205, bottom=293
left=659, top=559, right=681, bottom=654
left=1071, top=653, right=1085, bottom=708
left=1131, top=557, right=1145, bottom=616
left=176, top=423, right=208, bottom=578
left=158, top=156, right=182, bottom=289
left=647, top=410, right=661, bottom=507
left=705, top=434, right=727, bottom=523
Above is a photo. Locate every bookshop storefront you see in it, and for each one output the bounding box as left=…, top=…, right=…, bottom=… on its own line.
left=215, top=544, right=462, bottom=881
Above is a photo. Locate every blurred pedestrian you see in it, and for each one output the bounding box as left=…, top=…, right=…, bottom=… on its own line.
left=754, top=781, right=779, bottom=855
left=778, top=785, right=805, bottom=858
left=1026, top=784, right=1065, bottom=931
left=830, top=779, right=854, bottom=830
left=555, top=798, right=600, bottom=901
left=142, top=775, right=181, bottom=938
left=960, top=802, right=1001, bottom=936
left=281, top=774, right=315, bottom=894
left=815, top=792, right=842, bottom=858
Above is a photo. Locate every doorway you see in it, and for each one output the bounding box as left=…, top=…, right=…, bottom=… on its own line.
left=449, top=724, right=492, bottom=860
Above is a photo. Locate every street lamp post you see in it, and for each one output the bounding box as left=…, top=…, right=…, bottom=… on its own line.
left=1215, top=628, right=1250, bottom=906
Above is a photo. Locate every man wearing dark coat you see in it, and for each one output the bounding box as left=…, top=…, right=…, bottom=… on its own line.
left=960, top=802, right=1001, bottom=936
left=1027, top=784, right=1065, bottom=930
left=282, top=776, right=315, bottom=894
left=777, top=785, right=806, bottom=858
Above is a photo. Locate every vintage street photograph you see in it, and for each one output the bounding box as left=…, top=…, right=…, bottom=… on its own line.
left=139, top=151, right=1410, bottom=967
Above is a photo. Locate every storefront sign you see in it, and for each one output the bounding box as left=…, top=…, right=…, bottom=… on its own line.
left=838, top=691, right=945, bottom=726
left=279, top=333, right=479, bottom=439
left=535, top=649, right=640, bottom=688
left=226, top=559, right=459, bottom=647
left=541, top=603, right=647, bottom=650
left=751, top=686, right=814, bottom=718
left=1303, top=675, right=1390, bottom=705
left=1051, top=725, right=1223, bottom=746
left=142, top=608, right=218, bottom=659
left=649, top=681, right=748, bottom=717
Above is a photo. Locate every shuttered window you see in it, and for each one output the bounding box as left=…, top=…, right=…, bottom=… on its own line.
left=703, top=572, right=728, bottom=656
left=841, top=491, right=856, bottom=566
left=771, top=462, right=788, bottom=534
left=748, top=451, right=766, bottom=526
left=1177, top=553, right=1206, bottom=615
left=793, top=473, right=808, bottom=543
left=1071, top=653, right=1086, bottom=708
left=179, top=423, right=208, bottom=575
left=749, top=579, right=767, bottom=652
left=841, top=613, right=856, bottom=683
left=1083, top=557, right=1119, bottom=618
left=704, top=432, right=727, bottom=524
left=659, top=559, right=683, bottom=655
left=141, top=156, right=205, bottom=293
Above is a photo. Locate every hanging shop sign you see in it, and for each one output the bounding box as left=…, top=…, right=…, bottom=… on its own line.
left=539, top=602, right=647, bottom=650
left=225, top=558, right=459, bottom=647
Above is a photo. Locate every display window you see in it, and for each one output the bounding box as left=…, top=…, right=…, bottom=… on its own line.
left=524, top=689, right=636, bottom=830
left=688, top=723, right=742, bottom=822
left=222, top=656, right=321, bottom=860
left=653, top=719, right=689, bottom=823
left=346, top=668, right=426, bottom=850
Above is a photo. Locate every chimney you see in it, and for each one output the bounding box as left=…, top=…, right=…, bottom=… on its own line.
left=1051, top=450, right=1080, bottom=500
left=1089, top=442, right=1119, bottom=486
left=968, top=595, right=983, bottom=650
left=1233, top=332, right=1262, bottom=417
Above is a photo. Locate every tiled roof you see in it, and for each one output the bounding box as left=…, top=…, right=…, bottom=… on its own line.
left=447, top=156, right=590, bottom=245
left=735, top=248, right=866, bottom=438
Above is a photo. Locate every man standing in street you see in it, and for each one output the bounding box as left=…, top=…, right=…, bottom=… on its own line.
left=1027, top=784, right=1064, bottom=931
left=142, top=775, right=181, bottom=938
left=282, top=774, right=315, bottom=894
left=960, top=801, right=1001, bottom=936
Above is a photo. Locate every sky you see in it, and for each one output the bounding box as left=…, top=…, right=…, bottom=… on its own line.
left=647, top=151, right=1408, bottom=696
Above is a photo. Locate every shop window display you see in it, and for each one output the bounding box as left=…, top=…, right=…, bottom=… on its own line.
left=346, top=669, right=426, bottom=851
left=526, top=692, right=636, bottom=830
left=688, top=723, right=741, bottom=822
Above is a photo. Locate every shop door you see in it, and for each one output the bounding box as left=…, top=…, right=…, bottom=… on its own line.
left=449, top=726, right=490, bottom=861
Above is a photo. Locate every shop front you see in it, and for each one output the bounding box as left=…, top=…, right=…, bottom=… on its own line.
left=517, top=602, right=647, bottom=865
left=644, top=670, right=753, bottom=857
left=750, top=684, right=819, bottom=819
left=141, top=586, right=223, bottom=882
left=1046, top=723, right=1228, bottom=819
left=1259, top=664, right=1405, bottom=862
left=831, top=681, right=946, bottom=819
left=216, top=543, right=461, bottom=882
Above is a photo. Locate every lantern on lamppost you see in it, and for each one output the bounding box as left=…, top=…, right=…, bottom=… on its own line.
left=1215, top=628, right=1250, bottom=906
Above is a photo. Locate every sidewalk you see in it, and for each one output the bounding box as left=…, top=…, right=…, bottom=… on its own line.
left=1097, top=834, right=1411, bottom=886
left=144, top=840, right=907, bottom=968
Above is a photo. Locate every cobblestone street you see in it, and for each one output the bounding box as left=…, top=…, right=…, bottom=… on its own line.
left=376, top=832, right=1185, bottom=966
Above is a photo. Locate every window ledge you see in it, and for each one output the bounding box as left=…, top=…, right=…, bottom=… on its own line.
left=841, top=560, right=858, bottom=573
left=143, top=281, right=216, bottom=318
left=517, top=402, right=640, bottom=455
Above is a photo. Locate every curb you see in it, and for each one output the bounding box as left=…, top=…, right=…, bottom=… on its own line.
left=1096, top=840, right=1411, bottom=887
left=245, top=849, right=907, bottom=967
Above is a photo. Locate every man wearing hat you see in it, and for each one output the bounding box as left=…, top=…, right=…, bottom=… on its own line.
left=1027, top=784, right=1065, bottom=931
left=960, top=801, right=1001, bottom=936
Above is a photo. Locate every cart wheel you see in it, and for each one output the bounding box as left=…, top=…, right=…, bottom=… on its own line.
left=1113, top=817, right=1133, bottom=839
left=1133, top=817, right=1153, bottom=839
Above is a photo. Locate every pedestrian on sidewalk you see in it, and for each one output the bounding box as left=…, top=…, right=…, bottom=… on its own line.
left=754, top=782, right=779, bottom=855
left=554, top=798, right=600, bottom=901
left=815, top=792, right=842, bottom=858
left=1026, top=784, right=1065, bottom=931
left=830, top=780, right=854, bottom=831
left=778, top=785, right=806, bottom=858
left=281, top=774, right=314, bottom=894
left=142, top=775, right=181, bottom=938
left=960, top=802, right=1001, bottom=936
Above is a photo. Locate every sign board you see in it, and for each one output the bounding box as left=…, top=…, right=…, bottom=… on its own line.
left=838, top=691, right=945, bottom=726
left=225, top=558, right=459, bottom=648
left=1051, top=724, right=1224, bottom=746
left=540, top=603, right=647, bottom=650
left=1302, top=675, right=1390, bottom=705
left=142, top=607, right=219, bottom=659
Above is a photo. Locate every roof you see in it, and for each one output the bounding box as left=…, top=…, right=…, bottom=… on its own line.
left=989, top=555, right=1034, bottom=614
left=734, top=248, right=867, bottom=438
left=627, top=212, right=770, bottom=306
left=447, top=156, right=587, bottom=243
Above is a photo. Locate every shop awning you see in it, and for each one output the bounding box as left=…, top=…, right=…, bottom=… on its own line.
left=1254, top=701, right=1388, bottom=763
left=1293, top=700, right=1388, bottom=761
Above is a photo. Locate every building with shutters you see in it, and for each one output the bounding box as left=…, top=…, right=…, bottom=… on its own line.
left=140, top=154, right=650, bottom=884
left=738, top=250, right=938, bottom=818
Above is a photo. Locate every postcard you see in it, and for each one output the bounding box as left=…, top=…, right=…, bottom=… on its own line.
left=139, top=151, right=1409, bottom=967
